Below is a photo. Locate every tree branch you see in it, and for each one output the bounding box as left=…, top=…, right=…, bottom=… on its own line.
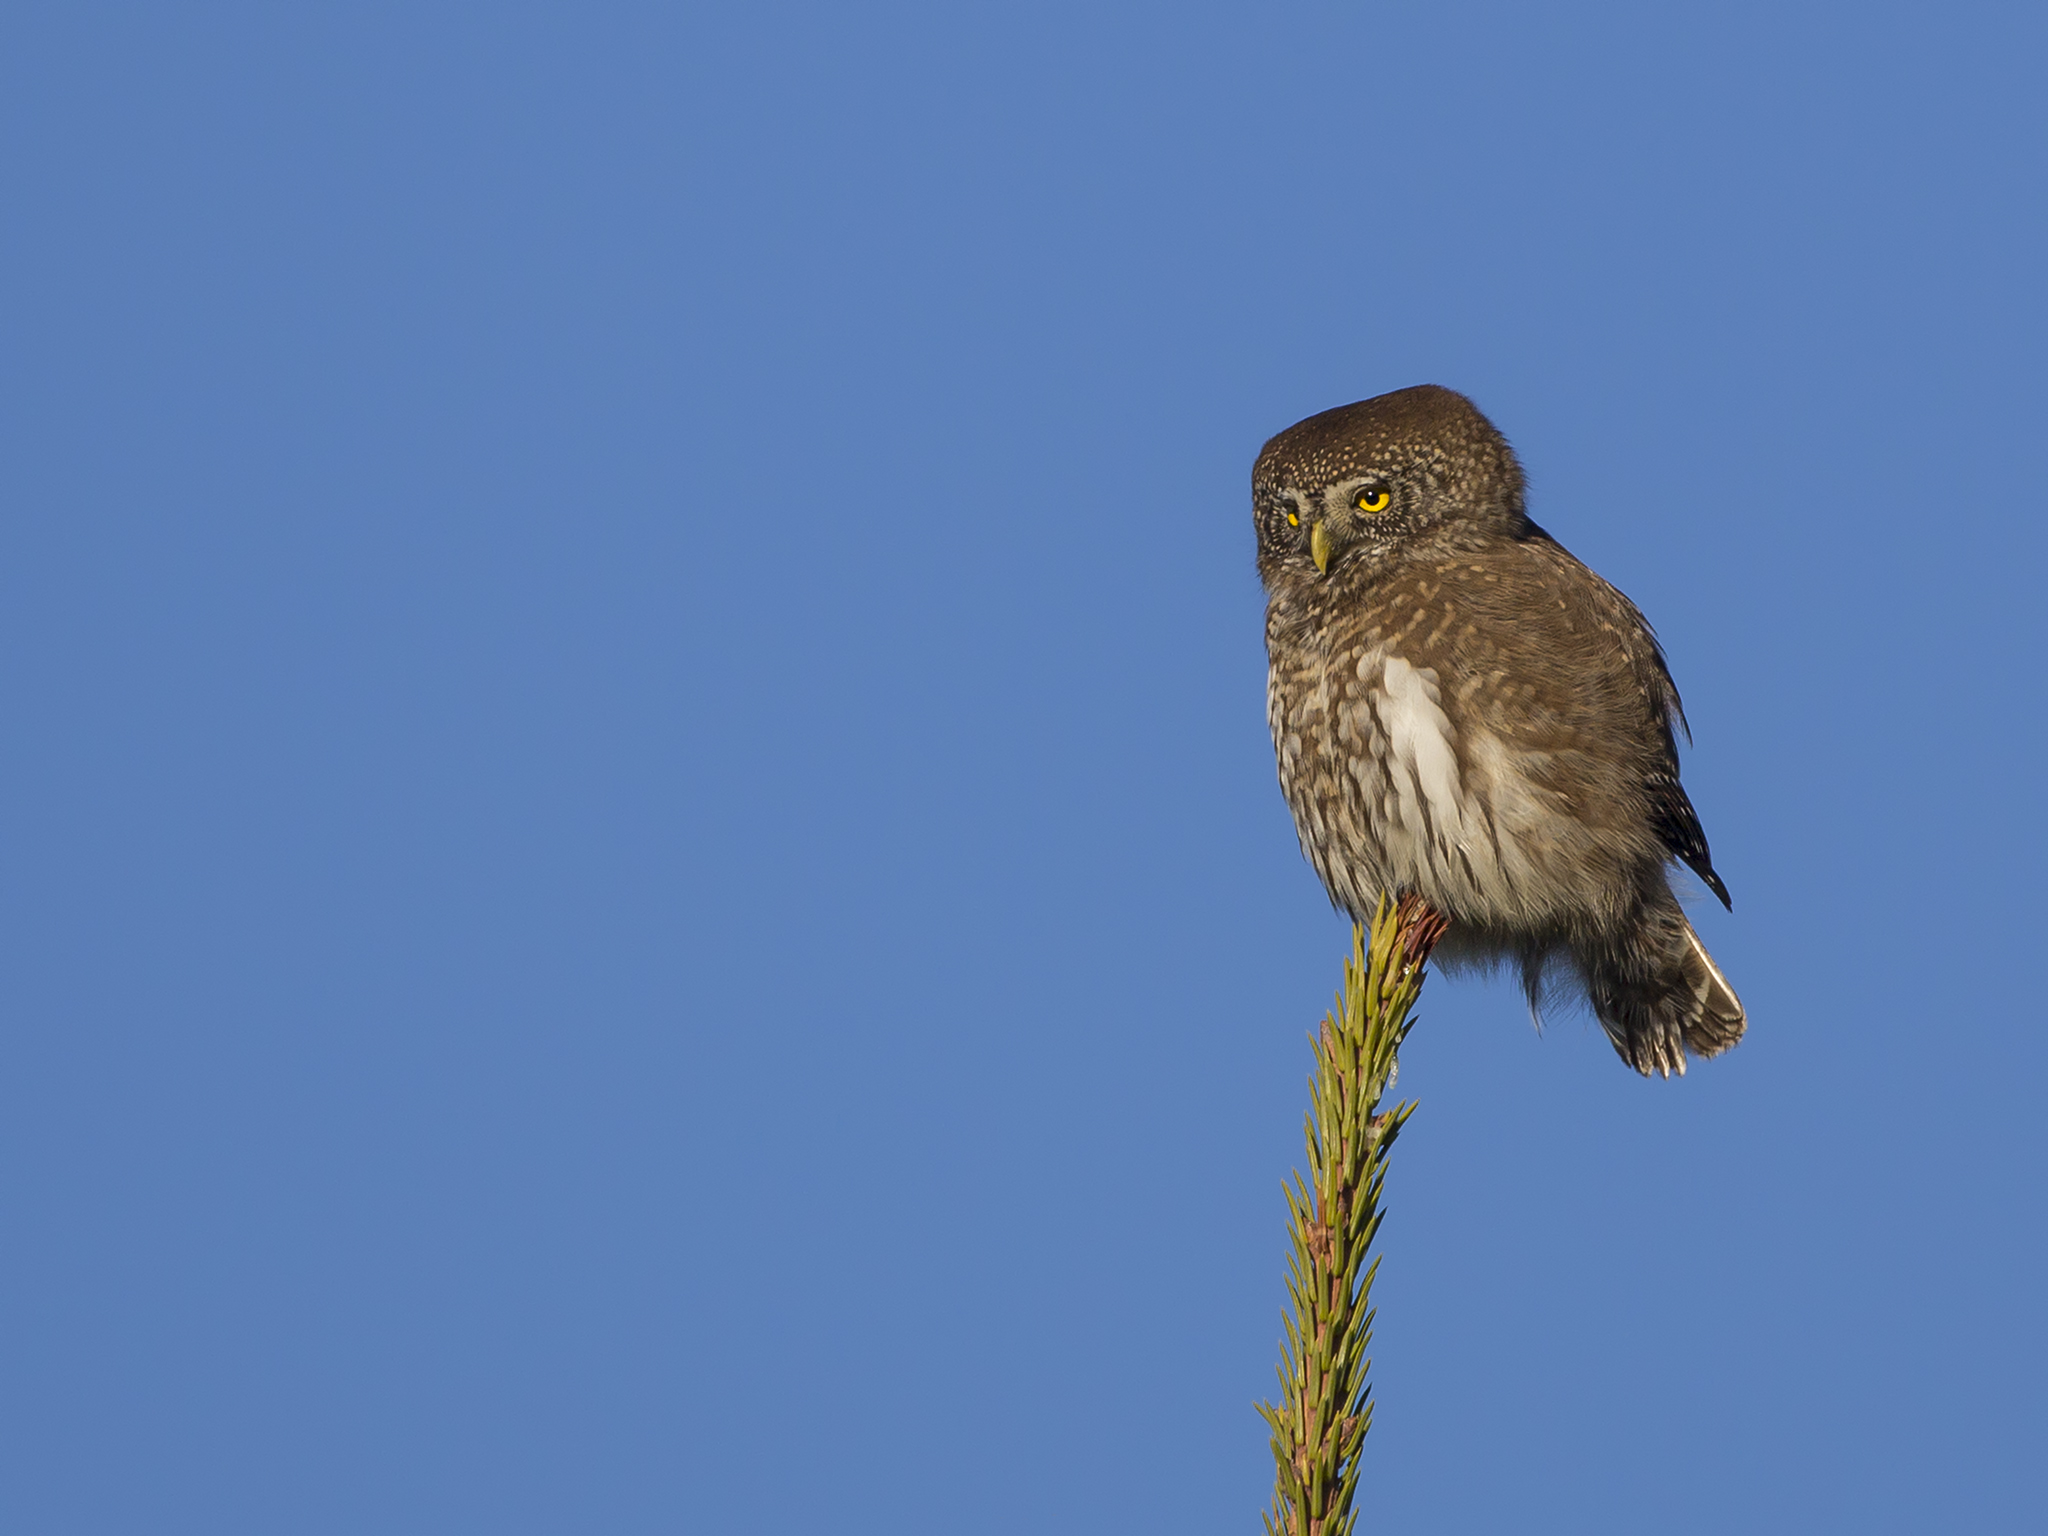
left=1258, top=895, right=1447, bottom=1536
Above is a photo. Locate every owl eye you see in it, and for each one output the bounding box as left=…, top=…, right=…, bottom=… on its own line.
left=1286, top=511, right=1300, bottom=527
left=1354, top=486, right=1391, bottom=513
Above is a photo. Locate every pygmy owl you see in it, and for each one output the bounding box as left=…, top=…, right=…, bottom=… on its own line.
left=1255, top=385, right=1743, bottom=1077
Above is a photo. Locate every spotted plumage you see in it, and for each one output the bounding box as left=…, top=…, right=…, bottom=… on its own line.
left=1255, top=385, right=1743, bottom=1077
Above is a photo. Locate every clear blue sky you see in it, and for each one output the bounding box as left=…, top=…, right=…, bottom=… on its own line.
left=2, top=4, right=2043, bottom=1531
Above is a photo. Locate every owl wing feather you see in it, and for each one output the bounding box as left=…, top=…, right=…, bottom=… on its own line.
left=1650, top=775, right=1733, bottom=909
left=1517, top=529, right=1734, bottom=910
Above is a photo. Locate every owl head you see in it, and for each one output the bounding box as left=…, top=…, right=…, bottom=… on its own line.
left=1252, top=385, right=1528, bottom=585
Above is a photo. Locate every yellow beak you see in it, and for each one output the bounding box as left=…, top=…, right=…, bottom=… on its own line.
left=1310, top=519, right=1334, bottom=575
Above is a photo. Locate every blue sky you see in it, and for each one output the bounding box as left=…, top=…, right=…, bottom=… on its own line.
left=2, top=3, right=2043, bottom=1531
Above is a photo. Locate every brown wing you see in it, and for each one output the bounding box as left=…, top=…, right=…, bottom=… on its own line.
left=1414, top=527, right=1732, bottom=908
left=1517, top=529, right=1733, bottom=910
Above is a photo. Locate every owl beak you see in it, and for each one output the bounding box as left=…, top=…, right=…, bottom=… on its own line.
left=1310, top=519, right=1334, bottom=575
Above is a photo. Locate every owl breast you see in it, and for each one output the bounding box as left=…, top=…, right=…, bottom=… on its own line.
left=1268, top=638, right=1574, bottom=932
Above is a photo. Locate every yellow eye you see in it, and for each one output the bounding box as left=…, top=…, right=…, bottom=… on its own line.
left=1286, top=511, right=1300, bottom=527
left=1354, top=487, right=1391, bottom=513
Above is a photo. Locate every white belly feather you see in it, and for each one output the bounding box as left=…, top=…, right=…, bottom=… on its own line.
left=1273, top=647, right=1557, bottom=925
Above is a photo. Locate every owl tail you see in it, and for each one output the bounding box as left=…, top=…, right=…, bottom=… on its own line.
left=1580, top=906, right=1747, bottom=1079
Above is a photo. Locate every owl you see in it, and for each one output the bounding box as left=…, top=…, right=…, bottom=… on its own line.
left=1255, top=385, right=1743, bottom=1077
